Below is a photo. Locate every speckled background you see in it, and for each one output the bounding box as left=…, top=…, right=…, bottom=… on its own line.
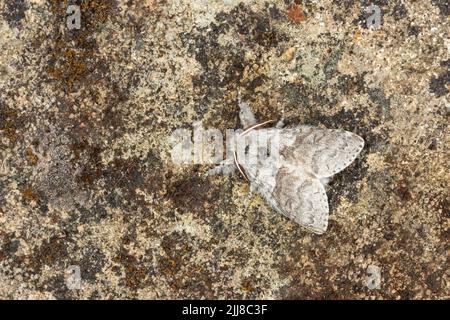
left=0, top=0, right=448, bottom=299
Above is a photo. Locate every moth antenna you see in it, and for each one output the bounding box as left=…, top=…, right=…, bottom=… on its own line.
left=234, top=119, right=276, bottom=181
left=233, top=150, right=249, bottom=181
left=241, top=119, right=276, bottom=136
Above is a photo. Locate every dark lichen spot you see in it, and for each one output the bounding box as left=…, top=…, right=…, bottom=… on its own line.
left=158, top=231, right=215, bottom=297
left=323, top=46, right=344, bottom=79
left=106, top=190, right=122, bottom=209
left=395, top=180, right=412, bottom=201
left=77, top=204, right=109, bottom=223
left=431, top=0, right=450, bottom=15
left=160, top=232, right=192, bottom=272
left=440, top=198, right=450, bottom=218
left=100, top=156, right=162, bottom=213
left=2, top=0, right=27, bottom=28
left=28, top=237, right=69, bottom=272
left=114, top=247, right=149, bottom=290
left=429, top=70, right=450, bottom=98
left=71, top=141, right=104, bottom=187
left=407, top=25, right=421, bottom=37
left=267, top=3, right=282, bottom=20
left=368, top=88, right=390, bottom=117
left=181, top=3, right=287, bottom=117
left=426, top=273, right=441, bottom=293
left=440, top=59, right=450, bottom=68
left=390, top=2, right=408, bottom=20
left=0, top=104, right=22, bottom=146
left=42, top=274, right=73, bottom=300
left=167, top=174, right=220, bottom=213
left=360, top=0, right=389, bottom=7
left=7, top=239, right=20, bottom=254
left=79, top=246, right=107, bottom=282
left=336, top=74, right=366, bottom=95
left=281, top=82, right=333, bottom=113
left=0, top=182, right=5, bottom=207
left=0, top=234, right=20, bottom=260
left=247, top=75, right=266, bottom=90
left=427, top=139, right=437, bottom=150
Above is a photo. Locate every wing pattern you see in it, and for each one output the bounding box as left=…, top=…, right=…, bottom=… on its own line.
left=239, top=126, right=364, bottom=234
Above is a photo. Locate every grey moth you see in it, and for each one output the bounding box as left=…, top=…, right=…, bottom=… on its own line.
left=207, top=99, right=364, bottom=234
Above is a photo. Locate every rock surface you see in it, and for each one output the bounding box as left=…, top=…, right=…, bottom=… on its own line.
left=0, top=0, right=448, bottom=299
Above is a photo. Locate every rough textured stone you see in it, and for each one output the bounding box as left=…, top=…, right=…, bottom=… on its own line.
left=0, top=0, right=448, bottom=299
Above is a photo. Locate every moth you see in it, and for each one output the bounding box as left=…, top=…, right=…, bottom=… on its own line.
left=207, top=98, right=364, bottom=234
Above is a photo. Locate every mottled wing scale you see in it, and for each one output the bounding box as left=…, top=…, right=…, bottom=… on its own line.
left=244, top=163, right=329, bottom=234
left=281, top=127, right=365, bottom=178
left=272, top=166, right=329, bottom=233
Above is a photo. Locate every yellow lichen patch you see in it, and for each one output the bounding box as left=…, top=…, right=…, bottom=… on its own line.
left=46, top=0, right=114, bottom=91
left=48, top=0, right=69, bottom=13
left=47, top=48, right=89, bottom=89
left=21, top=187, right=38, bottom=203
left=353, top=29, right=362, bottom=43
left=80, top=0, right=112, bottom=27
left=241, top=279, right=254, bottom=292
left=365, top=152, right=387, bottom=172
left=0, top=108, right=19, bottom=145
left=25, top=147, right=39, bottom=166
left=287, top=4, right=306, bottom=24
left=281, top=47, right=296, bottom=62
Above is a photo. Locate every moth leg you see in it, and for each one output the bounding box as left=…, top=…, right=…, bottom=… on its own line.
left=238, top=91, right=257, bottom=127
